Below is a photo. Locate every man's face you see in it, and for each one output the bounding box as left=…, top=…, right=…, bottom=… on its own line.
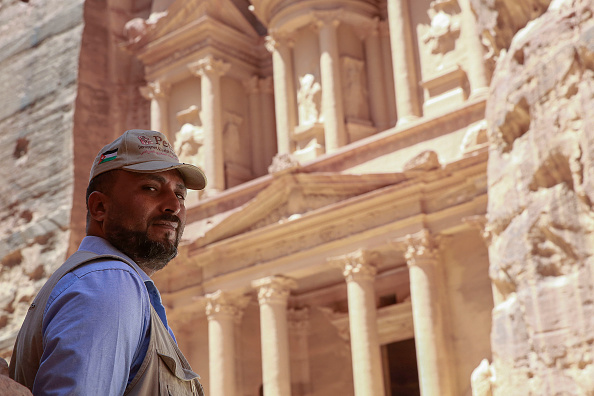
left=102, top=169, right=187, bottom=273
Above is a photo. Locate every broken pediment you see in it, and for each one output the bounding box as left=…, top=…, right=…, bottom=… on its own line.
left=124, top=0, right=261, bottom=53
left=185, top=171, right=409, bottom=248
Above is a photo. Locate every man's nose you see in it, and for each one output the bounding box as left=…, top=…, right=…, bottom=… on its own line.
left=161, top=189, right=182, bottom=215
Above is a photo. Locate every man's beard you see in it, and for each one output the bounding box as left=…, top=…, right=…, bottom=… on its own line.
left=105, top=214, right=183, bottom=273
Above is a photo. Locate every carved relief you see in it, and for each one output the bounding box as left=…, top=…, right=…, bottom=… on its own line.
left=223, top=112, right=243, bottom=164
left=174, top=105, right=204, bottom=168
left=341, top=57, right=369, bottom=122
left=422, top=0, right=461, bottom=54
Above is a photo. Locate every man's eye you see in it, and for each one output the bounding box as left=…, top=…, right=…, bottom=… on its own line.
left=144, top=186, right=157, bottom=191
left=176, top=193, right=186, bottom=200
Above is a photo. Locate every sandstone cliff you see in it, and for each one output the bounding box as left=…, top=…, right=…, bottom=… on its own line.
left=481, top=0, right=594, bottom=393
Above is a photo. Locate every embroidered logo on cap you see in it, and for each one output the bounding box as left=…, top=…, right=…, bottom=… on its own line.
left=99, top=148, right=118, bottom=164
left=138, top=135, right=153, bottom=145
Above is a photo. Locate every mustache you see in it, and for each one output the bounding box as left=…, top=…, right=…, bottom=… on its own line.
left=150, top=213, right=182, bottom=226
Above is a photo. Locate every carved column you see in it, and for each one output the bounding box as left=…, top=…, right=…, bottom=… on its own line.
left=288, top=307, right=312, bottom=396
left=206, top=290, right=250, bottom=396
left=266, top=34, right=297, bottom=155
left=189, top=56, right=230, bottom=193
left=244, top=76, right=265, bottom=177
left=458, top=0, right=489, bottom=98
left=379, top=20, right=398, bottom=127
left=386, top=0, right=421, bottom=124
left=405, top=230, right=454, bottom=396
left=259, top=77, right=277, bottom=173
left=252, top=276, right=297, bottom=396
left=316, top=12, right=348, bottom=152
left=330, top=249, right=385, bottom=396
left=360, top=18, right=389, bottom=130
left=140, top=81, right=170, bottom=137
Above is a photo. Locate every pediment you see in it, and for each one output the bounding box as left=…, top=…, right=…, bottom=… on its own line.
left=184, top=172, right=408, bottom=248
left=130, top=0, right=260, bottom=51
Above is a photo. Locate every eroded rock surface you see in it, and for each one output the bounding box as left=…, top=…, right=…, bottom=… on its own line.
left=485, top=0, right=594, bottom=394
left=0, top=0, right=83, bottom=357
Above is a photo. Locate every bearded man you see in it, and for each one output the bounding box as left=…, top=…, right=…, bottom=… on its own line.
left=9, top=130, right=205, bottom=395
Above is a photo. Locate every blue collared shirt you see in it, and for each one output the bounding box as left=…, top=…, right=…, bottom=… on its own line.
left=34, top=236, right=176, bottom=395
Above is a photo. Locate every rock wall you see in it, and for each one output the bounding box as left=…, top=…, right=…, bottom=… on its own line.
left=0, top=0, right=84, bottom=357
left=482, top=0, right=594, bottom=394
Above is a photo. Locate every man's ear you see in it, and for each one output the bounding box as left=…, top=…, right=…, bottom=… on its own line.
left=88, top=191, right=108, bottom=222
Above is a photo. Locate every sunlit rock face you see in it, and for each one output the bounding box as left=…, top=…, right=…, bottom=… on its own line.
left=484, top=0, right=594, bottom=394
left=0, top=0, right=84, bottom=357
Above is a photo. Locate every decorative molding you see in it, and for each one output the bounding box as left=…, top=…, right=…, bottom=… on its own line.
left=252, top=275, right=297, bottom=305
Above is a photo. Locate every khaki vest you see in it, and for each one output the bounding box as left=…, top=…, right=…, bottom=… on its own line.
left=9, top=251, right=204, bottom=396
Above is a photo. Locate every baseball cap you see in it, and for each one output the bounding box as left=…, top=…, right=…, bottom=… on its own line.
left=89, top=129, right=207, bottom=190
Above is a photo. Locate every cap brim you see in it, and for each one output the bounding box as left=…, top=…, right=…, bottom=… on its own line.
left=123, top=161, right=207, bottom=190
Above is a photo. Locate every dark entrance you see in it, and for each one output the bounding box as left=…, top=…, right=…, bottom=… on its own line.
left=383, top=338, right=421, bottom=396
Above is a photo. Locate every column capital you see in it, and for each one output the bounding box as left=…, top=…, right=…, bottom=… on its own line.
left=139, top=80, right=170, bottom=100
left=288, top=307, right=310, bottom=334
left=378, top=19, right=390, bottom=36
left=243, top=75, right=260, bottom=94
left=353, top=16, right=381, bottom=41
left=329, top=249, right=380, bottom=282
left=259, top=76, right=274, bottom=94
left=265, top=30, right=295, bottom=52
left=404, top=229, right=440, bottom=266
left=205, top=290, right=251, bottom=321
left=188, top=55, right=231, bottom=78
left=313, top=10, right=343, bottom=28
left=252, top=275, right=297, bottom=305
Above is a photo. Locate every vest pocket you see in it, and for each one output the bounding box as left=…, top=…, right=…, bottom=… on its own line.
left=157, top=352, right=202, bottom=396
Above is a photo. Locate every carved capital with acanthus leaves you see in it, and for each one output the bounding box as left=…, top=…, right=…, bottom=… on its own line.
left=205, top=290, right=251, bottom=323
left=252, top=275, right=297, bottom=306
left=404, top=229, right=441, bottom=267
left=139, top=81, right=170, bottom=100
left=188, top=55, right=230, bottom=78
left=329, top=249, right=380, bottom=283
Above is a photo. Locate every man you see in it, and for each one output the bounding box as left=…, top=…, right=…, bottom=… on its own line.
left=9, top=130, right=205, bottom=395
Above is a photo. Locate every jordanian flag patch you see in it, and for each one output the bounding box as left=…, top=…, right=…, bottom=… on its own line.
left=99, top=148, right=118, bottom=164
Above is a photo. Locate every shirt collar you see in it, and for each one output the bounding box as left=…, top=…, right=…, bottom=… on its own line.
left=78, top=236, right=153, bottom=284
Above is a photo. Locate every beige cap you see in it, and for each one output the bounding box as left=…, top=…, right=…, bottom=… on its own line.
left=89, top=129, right=207, bottom=190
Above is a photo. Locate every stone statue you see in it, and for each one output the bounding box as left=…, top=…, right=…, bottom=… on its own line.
left=297, top=73, right=321, bottom=126
left=341, top=57, right=367, bottom=120
left=174, top=105, right=204, bottom=168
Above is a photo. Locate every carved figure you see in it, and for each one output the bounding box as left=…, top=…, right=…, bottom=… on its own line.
left=341, top=57, right=368, bottom=120
left=297, top=74, right=321, bottom=126
left=174, top=105, right=204, bottom=168
left=423, top=0, right=461, bottom=54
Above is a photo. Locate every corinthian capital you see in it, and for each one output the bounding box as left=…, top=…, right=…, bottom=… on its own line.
left=139, top=81, right=170, bottom=100
left=329, top=249, right=380, bottom=282
left=252, top=275, right=297, bottom=305
left=404, top=229, right=440, bottom=265
left=313, top=10, right=343, bottom=28
left=188, top=55, right=231, bottom=77
left=205, top=290, right=251, bottom=321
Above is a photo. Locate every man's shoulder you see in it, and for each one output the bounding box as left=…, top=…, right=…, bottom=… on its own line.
left=68, top=254, right=140, bottom=279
